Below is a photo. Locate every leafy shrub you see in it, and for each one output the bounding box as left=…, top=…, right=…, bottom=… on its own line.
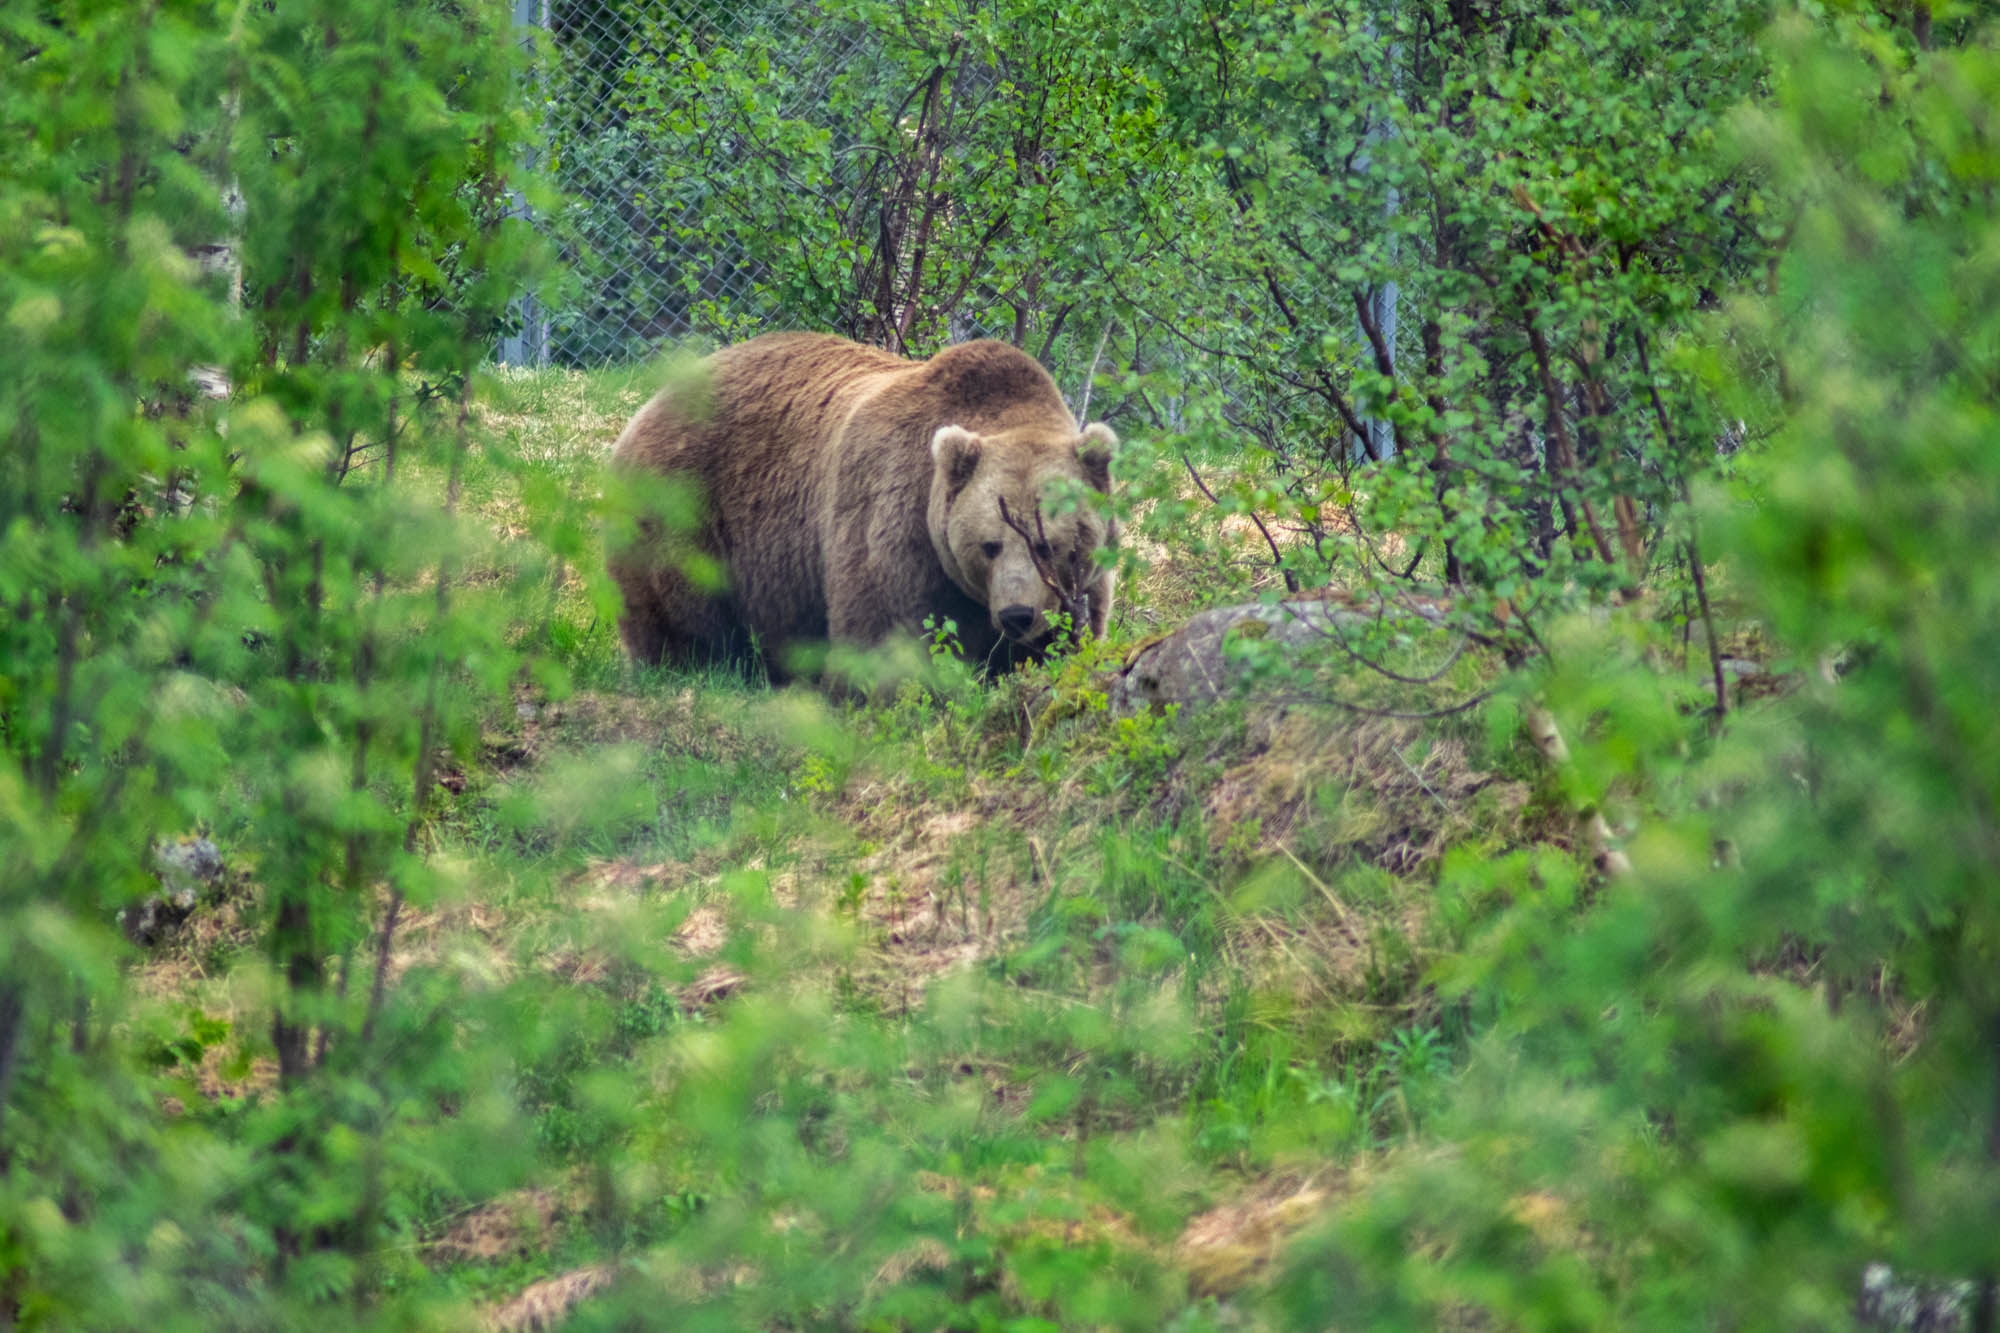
left=1272, top=9, right=2000, bottom=1328
left=0, top=0, right=557, bottom=1322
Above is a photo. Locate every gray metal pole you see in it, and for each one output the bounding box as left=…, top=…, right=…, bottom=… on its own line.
left=498, top=0, right=549, bottom=368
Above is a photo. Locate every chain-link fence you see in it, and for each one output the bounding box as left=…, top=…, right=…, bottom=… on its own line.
left=508, top=0, right=878, bottom=366
left=505, top=0, right=1395, bottom=465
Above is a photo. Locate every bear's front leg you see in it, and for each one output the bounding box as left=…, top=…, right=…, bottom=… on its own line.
left=822, top=567, right=908, bottom=698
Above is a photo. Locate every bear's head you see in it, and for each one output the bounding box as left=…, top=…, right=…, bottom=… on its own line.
left=927, top=421, right=1118, bottom=647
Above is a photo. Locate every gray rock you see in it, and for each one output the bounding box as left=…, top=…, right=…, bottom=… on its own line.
left=120, top=837, right=225, bottom=946
left=1110, top=598, right=1450, bottom=715
left=1857, top=1264, right=1976, bottom=1331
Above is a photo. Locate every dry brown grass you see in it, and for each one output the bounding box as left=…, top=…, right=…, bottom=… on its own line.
left=480, top=1263, right=616, bottom=1333
left=1206, top=708, right=1524, bottom=874
left=825, top=780, right=1039, bottom=986
left=1175, top=1174, right=1338, bottom=1296
left=432, top=1175, right=594, bottom=1266
left=487, top=685, right=717, bottom=771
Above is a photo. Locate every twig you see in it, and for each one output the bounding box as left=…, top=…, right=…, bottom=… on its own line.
left=0, top=983, right=22, bottom=1154
left=1392, top=744, right=1451, bottom=814
left=1033, top=303, right=1073, bottom=363
left=1093, top=262, right=1378, bottom=446
left=1275, top=599, right=1472, bottom=687
left=1180, top=450, right=1298, bottom=592
left=1351, top=287, right=1403, bottom=460
left=1133, top=680, right=1497, bottom=721
left=1683, top=533, right=1726, bottom=720
left=1979, top=1006, right=1999, bottom=1331
left=1631, top=324, right=1729, bottom=720
left=360, top=890, right=404, bottom=1046
left=996, top=495, right=1093, bottom=647
left=1277, top=843, right=1355, bottom=930
left=1028, top=836, right=1052, bottom=888
left=1074, top=319, right=1112, bottom=422
left=1525, top=316, right=1621, bottom=578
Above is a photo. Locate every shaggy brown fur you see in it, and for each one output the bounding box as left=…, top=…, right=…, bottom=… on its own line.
left=608, top=333, right=1117, bottom=680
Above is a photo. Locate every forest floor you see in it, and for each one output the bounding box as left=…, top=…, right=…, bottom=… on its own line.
left=141, top=364, right=1565, bottom=1330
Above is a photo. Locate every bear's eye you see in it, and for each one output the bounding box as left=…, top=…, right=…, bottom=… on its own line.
left=981, top=540, right=1003, bottom=560
left=1033, top=540, right=1053, bottom=560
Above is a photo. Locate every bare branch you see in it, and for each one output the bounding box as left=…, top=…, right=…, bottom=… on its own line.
left=1074, top=320, right=1112, bottom=422
left=1631, top=324, right=1728, bottom=720
left=1180, top=450, right=1298, bottom=592
left=997, top=495, right=1094, bottom=649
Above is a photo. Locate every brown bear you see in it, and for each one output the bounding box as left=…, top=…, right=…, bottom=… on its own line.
left=607, top=332, right=1118, bottom=680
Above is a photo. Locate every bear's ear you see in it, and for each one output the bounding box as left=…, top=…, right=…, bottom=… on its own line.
left=931, top=424, right=983, bottom=499
left=1077, top=422, right=1118, bottom=493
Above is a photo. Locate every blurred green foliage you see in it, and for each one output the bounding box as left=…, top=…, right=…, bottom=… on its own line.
left=1, top=0, right=560, bottom=1323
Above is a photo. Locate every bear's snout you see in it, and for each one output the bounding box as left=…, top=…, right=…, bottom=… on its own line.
left=995, top=603, right=1038, bottom=640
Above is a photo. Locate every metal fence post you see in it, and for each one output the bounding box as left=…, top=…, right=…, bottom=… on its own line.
left=498, top=0, right=550, bottom=368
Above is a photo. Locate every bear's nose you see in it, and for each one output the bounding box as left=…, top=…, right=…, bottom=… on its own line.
left=996, top=604, right=1037, bottom=639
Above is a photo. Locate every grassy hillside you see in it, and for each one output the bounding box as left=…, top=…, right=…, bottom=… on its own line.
left=131, top=362, right=1565, bottom=1329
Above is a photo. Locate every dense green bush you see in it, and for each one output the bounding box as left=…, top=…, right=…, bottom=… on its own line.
left=0, top=0, right=559, bottom=1322
left=1125, top=0, right=1773, bottom=636
left=1272, top=8, right=2000, bottom=1328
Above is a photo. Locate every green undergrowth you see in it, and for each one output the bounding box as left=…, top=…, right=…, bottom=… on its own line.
left=405, top=686, right=1524, bottom=1325
left=236, top=367, right=1557, bottom=1325
left=105, top=363, right=1559, bottom=1326
left=105, top=339, right=1877, bottom=1328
